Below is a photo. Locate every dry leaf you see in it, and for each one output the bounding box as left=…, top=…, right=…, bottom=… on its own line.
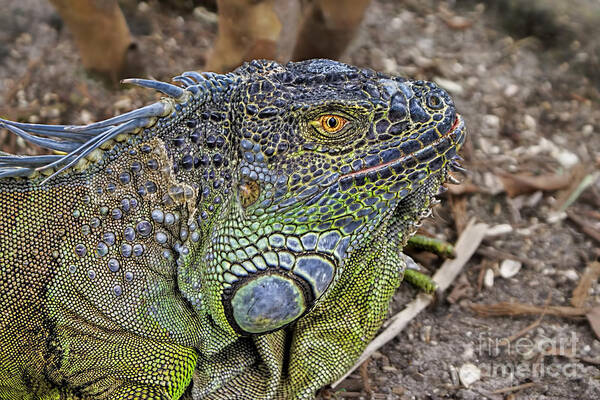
left=498, top=171, right=572, bottom=197
left=447, top=273, right=473, bottom=303
left=449, top=195, right=468, bottom=234
left=446, top=182, right=480, bottom=195
left=572, top=261, right=600, bottom=308
left=586, top=306, right=600, bottom=340
left=444, top=15, right=473, bottom=30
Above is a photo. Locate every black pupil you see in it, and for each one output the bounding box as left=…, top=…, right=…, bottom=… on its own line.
left=431, top=96, right=440, bottom=105
left=327, top=117, right=338, bottom=128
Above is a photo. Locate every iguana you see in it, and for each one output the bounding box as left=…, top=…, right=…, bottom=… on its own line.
left=0, top=59, right=465, bottom=399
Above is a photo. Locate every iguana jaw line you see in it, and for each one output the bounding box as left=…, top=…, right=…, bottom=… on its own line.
left=339, top=114, right=464, bottom=181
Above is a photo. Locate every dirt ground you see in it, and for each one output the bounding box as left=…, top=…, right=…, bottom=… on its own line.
left=1, top=0, right=599, bottom=399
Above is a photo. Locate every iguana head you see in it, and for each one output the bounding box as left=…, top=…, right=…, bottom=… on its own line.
left=204, top=59, right=465, bottom=335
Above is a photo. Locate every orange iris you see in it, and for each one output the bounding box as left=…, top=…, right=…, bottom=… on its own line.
left=319, top=115, right=347, bottom=133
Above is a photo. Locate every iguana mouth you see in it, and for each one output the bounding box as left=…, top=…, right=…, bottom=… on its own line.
left=339, top=114, right=465, bottom=183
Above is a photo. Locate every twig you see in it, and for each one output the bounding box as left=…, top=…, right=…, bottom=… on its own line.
left=469, top=302, right=588, bottom=318
left=567, top=211, right=600, bottom=244
left=333, top=219, right=489, bottom=387
left=476, top=246, right=536, bottom=269
left=572, top=261, right=600, bottom=308
left=499, top=293, right=551, bottom=345
left=557, top=171, right=599, bottom=212
left=359, top=360, right=372, bottom=394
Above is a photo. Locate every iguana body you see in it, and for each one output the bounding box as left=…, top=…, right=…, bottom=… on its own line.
left=0, top=59, right=465, bottom=399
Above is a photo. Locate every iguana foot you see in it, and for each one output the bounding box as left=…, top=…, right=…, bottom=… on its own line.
left=406, top=234, right=456, bottom=259
left=402, top=234, right=456, bottom=294
left=403, top=268, right=437, bottom=294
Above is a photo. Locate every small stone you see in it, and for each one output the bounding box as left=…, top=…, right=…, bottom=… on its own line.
left=392, top=386, right=405, bottom=396
left=193, top=6, right=218, bottom=25
left=554, top=149, right=579, bottom=168
left=582, top=124, right=594, bottom=136
left=500, top=259, right=522, bottom=278
left=462, top=344, right=474, bottom=360
left=458, top=363, right=481, bottom=387
left=484, top=268, right=494, bottom=288
left=547, top=211, right=567, bottom=224
left=504, top=84, right=519, bottom=97
left=524, top=114, right=536, bottom=129
left=434, top=77, right=464, bottom=96
left=483, top=114, right=500, bottom=129
left=563, top=269, right=579, bottom=281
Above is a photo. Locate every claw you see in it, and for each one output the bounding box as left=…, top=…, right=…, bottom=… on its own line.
left=447, top=173, right=460, bottom=184
left=449, top=160, right=467, bottom=174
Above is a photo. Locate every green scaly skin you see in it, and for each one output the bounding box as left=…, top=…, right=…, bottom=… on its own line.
left=0, top=59, right=466, bottom=399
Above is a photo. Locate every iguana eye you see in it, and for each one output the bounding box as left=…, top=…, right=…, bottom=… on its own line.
left=318, top=114, right=347, bottom=133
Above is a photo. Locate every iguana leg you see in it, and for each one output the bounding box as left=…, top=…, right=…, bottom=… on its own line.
left=47, top=327, right=198, bottom=400
left=402, top=234, right=456, bottom=294
left=403, top=268, right=437, bottom=294
left=406, top=234, right=456, bottom=258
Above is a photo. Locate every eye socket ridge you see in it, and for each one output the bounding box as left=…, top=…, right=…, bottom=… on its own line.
left=304, top=105, right=369, bottom=145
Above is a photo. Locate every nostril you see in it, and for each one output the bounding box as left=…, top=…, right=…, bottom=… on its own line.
left=426, top=93, right=444, bottom=109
